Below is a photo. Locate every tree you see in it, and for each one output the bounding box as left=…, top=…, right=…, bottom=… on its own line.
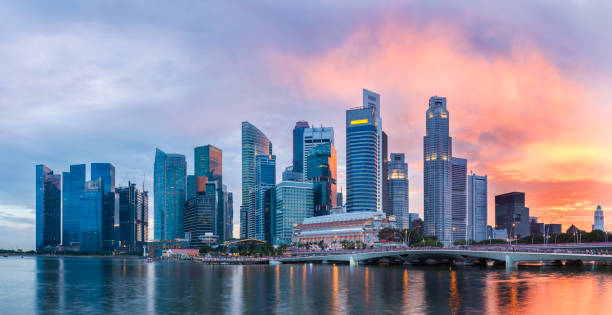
left=378, top=228, right=401, bottom=242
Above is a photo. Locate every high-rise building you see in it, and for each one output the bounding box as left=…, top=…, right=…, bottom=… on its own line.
left=251, top=154, right=276, bottom=241
left=224, top=189, right=234, bottom=240
left=424, top=96, right=452, bottom=245
left=241, top=122, right=272, bottom=239
left=154, top=148, right=187, bottom=240
left=302, top=126, right=334, bottom=180
left=35, top=165, right=61, bottom=251
left=382, top=132, right=389, bottom=214
left=184, top=183, right=217, bottom=249
left=346, top=89, right=382, bottom=212
left=80, top=178, right=103, bottom=252
left=62, top=164, right=85, bottom=247
left=194, top=145, right=222, bottom=179
left=593, top=205, right=604, bottom=231
left=451, top=157, right=467, bottom=243
left=306, top=143, right=337, bottom=216
left=467, top=174, right=487, bottom=242
left=91, top=163, right=117, bottom=251
left=495, top=192, right=530, bottom=239
left=186, top=175, right=197, bottom=201
left=274, top=181, right=314, bottom=244
left=387, top=153, right=409, bottom=229
left=117, top=182, right=148, bottom=252
left=282, top=166, right=303, bottom=182
left=337, top=191, right=343, bottom=207
left=292, top=121, right=310, bottom=174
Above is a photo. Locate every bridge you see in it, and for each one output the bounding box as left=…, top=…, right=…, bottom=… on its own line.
left=276, top=248, right=612, bottom=267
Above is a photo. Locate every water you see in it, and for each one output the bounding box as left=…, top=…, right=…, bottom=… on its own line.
left=1, top=257, right=611, bottom=314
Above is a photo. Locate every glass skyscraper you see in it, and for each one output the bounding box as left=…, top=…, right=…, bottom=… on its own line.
left=274, top=181, right=314, bottom=244
left=451, top=157, right=467, bottom=243
left=241, top=121, right=272, bottom=239
left=80, top=177, right=103, bottom=252
left=424, top=96, right=452, bottom=245
left=495, top=192, right=530, bottom=239
left=62, top=164, right=85, bottom=247
left=154, top=148, right=187, bottom=240
left=346, top=89, right=382, bottom=212
left=36, top=165, right=61, bottom=251
left=381, top=132, right=389, bottom=214
left=468, top=174, right=488, bottom=242
left=117, top=182, right=148, bottom=252
left=91, top=163, right=115, bottom=194
left=387, top=153, right=409, bottom=229
left=194, top=145, right=222, bottom=179
left=306, top=142, right=337, bottom=216
left=252, top=154, right=276, bottom=241
left=184, top=191, right=216, bottom=249
left=292, top=121, right=309, bottom=174
left=91, top=163, right=116, bottom=251
left=302, top=126, right=334, bottom=180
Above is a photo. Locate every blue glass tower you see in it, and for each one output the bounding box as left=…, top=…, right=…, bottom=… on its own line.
left=387, top=153, right=409, bottom=229
left=62, top=164, right=85, bottom=247
left=80, top=178, right=103, bottom=252
left=451, top=157, right=467, bottom=243
left=154, top=148, right=187, bottom=240
left=91, top=163, right=116, bottom=250
left=36, top=165, right=61, bottom=251
left=91, top=163, right=115, bottom=194
left=424, top=96, right=452, bottom=245
left=274, top=181, right=314, bottom=244
left=194, top=145, right=222, bottom=179
left=293, top=121, right=309, bottom=174
left=306, top=143, right=337, bottom=216
left=252, top=154, right=276, bottom=241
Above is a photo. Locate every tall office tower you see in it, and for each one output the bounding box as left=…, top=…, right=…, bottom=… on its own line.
left=62, top=164, right=85, bottom=247
left=251, top=154, right=276, bottom=241
left=241, top=121, right=272, bottom=239
left=467, top=174, right=488, bottom=242
left=184, top=183, right=216, bottom=249
left=424, top=96, right=452, bottom=245
left=593, top=205, right=604, bottom=231
left=293, top=121, right=310, bottom=174
left=337, top=191, right=343, bottom=207
left=282, top=166, right=303, bottom=181
left=306, top=143, right=337, bottom=216
left=451, top=157, right=467, bottom=243
left=154, top=148, right=187, bottom=240
left=346, top=89, right=382, bottom=212
left=117, top=182, right=148, bottom=252
left=91, top=163, right=117, bottom=251
left=495, top=192, right=530, bottom=239
left=387, top=153, right=409, bottom=229
left=80, top=178, right=103, bottom=252
left=186, top=175, right=197, bottom=200
left=382, top=132, right=389, bottom=214
left=194, top=145, right=222, bottom=179
left=223, top=189, right=234, bottom=240
left=35, top=165, right=61, bottom=251
left=302, top=126, right=334, bottom=180
left=274, top=181, right=314, bottom=244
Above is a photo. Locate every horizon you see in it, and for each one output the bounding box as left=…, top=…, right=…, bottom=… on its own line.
left=2, top=1, right=612, bottom=249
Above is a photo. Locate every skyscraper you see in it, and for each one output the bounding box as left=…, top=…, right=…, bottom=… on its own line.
left=593, top=205, right=604, bottom=231
left=62, top=164, right=85, bottom=247
left=154, top=148, right=187, bottom=240
left=346, top=89, right=382, bottom=212
left=91, top=163, right=115, bottom=194
left=382, top=132, right=389, bottom=214
left=241, top=121, right=272, bottom=239
left=424, top=96, right=452, bottom=245
left=117, top=181, right=148, bottom=252
left=306, top=143, right=337, bottom=216
left=293, top=121, right=310, bottom=174
left=274, top=181, right=314, bottom=244
left=184, top=183, right=217, bottom=249
left=451, top=157, right=467, bottom=243
left=302, top=126, right=334, bottom=180
left=91, top=163, right=117, bottom=251
left=80, top=178, right=103, bottom=252
left=467, top=174, right=488, bottom=242
left=194, top=145, right=222, bottom=179
left=387, top=153, right=409, bottom=229
left=36, top=165, right=61, bottom=251
left=495, top=192, right=530, bottom=239
left=251, top=154, right=276, bottom=241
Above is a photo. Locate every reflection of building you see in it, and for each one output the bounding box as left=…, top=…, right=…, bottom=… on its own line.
left=274, top=181, right=314, bottom=244
left=62, top=164, right=85, bottom=247
left=495, top=192, right=530, bottom=239
left=468, top=174, right=487, bottom=242
left=424, top=96, right=452, bottom=245
left=451, top=157, right=467, bottom=243
left=36, top=165, right=62, bottom=251
left=387, top=153, right=409, bottom=229
left=306, top=142, right=337, bottom=216
left=292, top=212, right=395, bottom=245
left=593, top=205, right=604, bottom=231
left=154, top=148, right=187, bottom=240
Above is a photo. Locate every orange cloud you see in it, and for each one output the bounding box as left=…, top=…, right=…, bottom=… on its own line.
left=269, top=20, right=612, bottom=231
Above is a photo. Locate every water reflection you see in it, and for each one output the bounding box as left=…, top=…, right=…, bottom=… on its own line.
left=8, top=258, right=611, bottom=314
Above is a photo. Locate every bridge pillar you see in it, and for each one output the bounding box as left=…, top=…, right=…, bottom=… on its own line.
left=349, top=256, right=358, bottom=266
left=505, top=255, right=517, bottom=268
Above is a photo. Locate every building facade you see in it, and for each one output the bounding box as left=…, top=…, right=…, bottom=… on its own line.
left=241, top=121, right=272, bottom=239
left=91, top=163, right=117, bottom=251
left=302, top=126, right=334, bottom=180
left=467, top=174, right=488, bottom=242
left=80, top=178, right=103, bottom=252
left=184, top=191, right=217, bottom=249
left=36, top=165, right=61, bottom=251
left=381, top=131, right=389, bottom=215
left=593, top=205, right=604, bottom=231
left=424, top=96, right=452, bottom=245
left=251, top=154, right=276, bottom=241
left=274, top=181, right=314, bottom=244
left=154, top=148, right=187, bottom=240
left=292, top=121, right=309, bottom=174
left=62, top=164, right=85, bottom=247
left=194, top=145, right=222, bottom=179
left=306, top=143, right=337, bottom=216
left=117, top=182, right=148, bottom=252
left=387, top=153, right=409, bottom=229
left=495, top=192, right=530, bottom=239
left=451, top=157, right=467, bottom=243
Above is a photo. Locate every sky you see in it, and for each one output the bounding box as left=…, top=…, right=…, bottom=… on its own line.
left=1, top=1, right=611, bottom=249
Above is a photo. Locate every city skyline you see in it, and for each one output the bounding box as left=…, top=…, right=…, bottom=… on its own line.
left=3, top=1, right=612, bottom=249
